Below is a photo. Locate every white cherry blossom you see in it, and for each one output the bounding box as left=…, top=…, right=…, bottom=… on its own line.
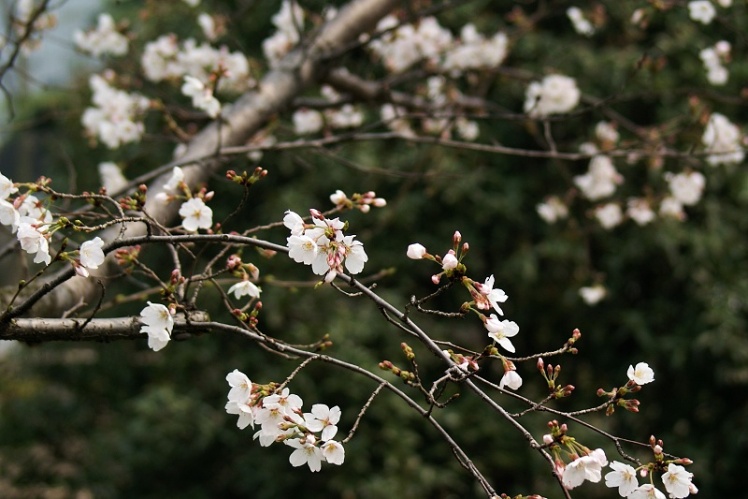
left=605, top=461, right=639, bottom=496
left=179, top=198, right=213, bottom=232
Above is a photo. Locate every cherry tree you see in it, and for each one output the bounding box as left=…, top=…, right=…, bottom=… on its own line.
left=1, top=0, right=742, bottom=496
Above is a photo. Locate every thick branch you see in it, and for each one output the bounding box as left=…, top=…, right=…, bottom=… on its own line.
left=2, top=311, right=209, bottom=342
left=24, top=0, right=399, bottom=317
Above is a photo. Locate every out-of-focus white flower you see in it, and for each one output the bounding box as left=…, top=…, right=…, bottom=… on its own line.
left=665, top=171, right=705, bottom=206
left=595, top=203, right=623, bottom=229
left=627, top=198, right=656, bottom=226
left=197, top=13, right=218, bottom=41
left=442, top=24, right=507, bottom=75
left=293, top=108, right=323, bottom=135
left=659, top=196, right=685, bottom=221
left=181, top=76, right=221, bottom=118
left=98, top=162, right=128, bottom=193
left=524, top=74, right=581, bottom=118
left=574, top=155, right=623, bottom=201
left=702, top=113, right=744, bottom=165
left=537, top=196, right=569, bottom=224
left=74, top=13, right=128, bottom=57
left=82, top=73, right=150, bottom=149
left=595, top=121, right=619, bottom=145
left=567, top=7, right=595, bottom=36
left=579, top=285, right=606, bottom=305
left=688, top=1, right=717, bottom=24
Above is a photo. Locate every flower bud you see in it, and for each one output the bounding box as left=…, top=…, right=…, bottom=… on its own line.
left=407, top=243, right=427, bottom=259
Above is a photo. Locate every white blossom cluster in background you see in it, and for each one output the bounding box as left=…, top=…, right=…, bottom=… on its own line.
left=284, top=207, right=368, bottom=283
left=524, top=74, right=581, bottom=118
left=262, top=0, right=305, bottom=67
left=181, top=75, right=221, bottom=118
left=406, top=235, right=522, bottom=391
left=81, top=73, right=150, bottom=149
left=702, top=112, right=744, bottom=165
left=225, top=370, right=345, bottom=472
left=11, top=0, right=57, bottom=53
left=290, top=85, right=364, bottom=136
left=368, top=15, right=507, bottom=75
left=699, top=41, right=731, bottom=86
left=73, top=13, right=128, bottom=57
left=141, top=34, right=251, bottom=92
left=566, top=7, right=595, bottom=37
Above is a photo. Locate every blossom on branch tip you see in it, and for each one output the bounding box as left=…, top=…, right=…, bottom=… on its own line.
left=226, top=369, right=252, bottom=403
left=16, top=222, right=51, bottom=265
left=441, top=250, right=458, bottom=270
left=499, top=368, right=522, bottom=391
left=627, top=362, right=655, bottom=385
left=524, top=74, right=580, bottom=118
left=287, top=435, right=324, bottom=472
left=321, top=440, right=345, bottom=465
left=304, top=404, right=341, bottom=441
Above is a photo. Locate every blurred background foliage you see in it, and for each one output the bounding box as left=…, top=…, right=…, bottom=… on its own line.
left=0, top=0, right=747, bottom=497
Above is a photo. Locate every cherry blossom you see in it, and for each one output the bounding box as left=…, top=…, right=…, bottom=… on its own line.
left=139, top=301, right=174, bottom=352
left=537, top=196, right=569, bottom=224
left=228, top=280, right=261, bottom=300
left=629, top=484, right=666, bottom=499
left=567, top=7, right=594, bottom=36
left=98, top=162, right=128, bottom=193
left=604, top=461, right=639, bottom=497
left=74, top=13, right=128, bottom=57
left=662, top=463, right=694, bottom=498
left=688, top=1, right=716, bottom=24
left=287, top=435, right=324, bottom=472
left=179, top=198, right=213, bottom=232
left=474, top=275, right=508, bottom=315
left=0, top=173, right=18, bottom=199
left=226, top=369, right=252, bottom=402
left=702, top=113, right=744, bottom=165
left=485, top=315, right=519, bottom=353
left=627, top=362, right=655, bottom=385
left=499, top=368, right=522, bottom=391
left=79, top=237, right=106, bottom=273
left=320, top=440, right=345, bottom=465
left=579, top=285, right=607, bottom=305
left=16, top=221, right=51, bottom=265
left=181, top=75, right=221, bottom=118
left=304, top=404, right=341, bottom=441
left=524, top=74, right=580, bottom=118
left=562, top=448, right=608, bottom=489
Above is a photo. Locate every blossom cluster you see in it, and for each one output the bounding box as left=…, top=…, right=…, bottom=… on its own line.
left=407, top=233, right=522, bottom=390
left=262, top=0, right=305, bottom=67
left=699, top=41, right=731, bottom=86
left=73, top=13, right=128, bottom=57
left=284, top=208, right=368, bottom=282
left=82, top=73, right=150, bottom=149
left=225, top=370, right=345, bottom=472
left=141, top=34, right=251, bottom=92
left=154, top=167, right=214, bottom=232
left=0, top=173, right=108, bottom=275
left=291, top=86, right=364, bottom=136
left=369, top=15, right=507, bottom=75
left=702, top=112, right=744, bottom=166
left=524, top=74, right=581, bottom=118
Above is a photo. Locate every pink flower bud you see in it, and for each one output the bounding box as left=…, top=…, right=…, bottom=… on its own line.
left=442, top=251, right=458, bottom=270
left=543, top=434, right=554, bottom=445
